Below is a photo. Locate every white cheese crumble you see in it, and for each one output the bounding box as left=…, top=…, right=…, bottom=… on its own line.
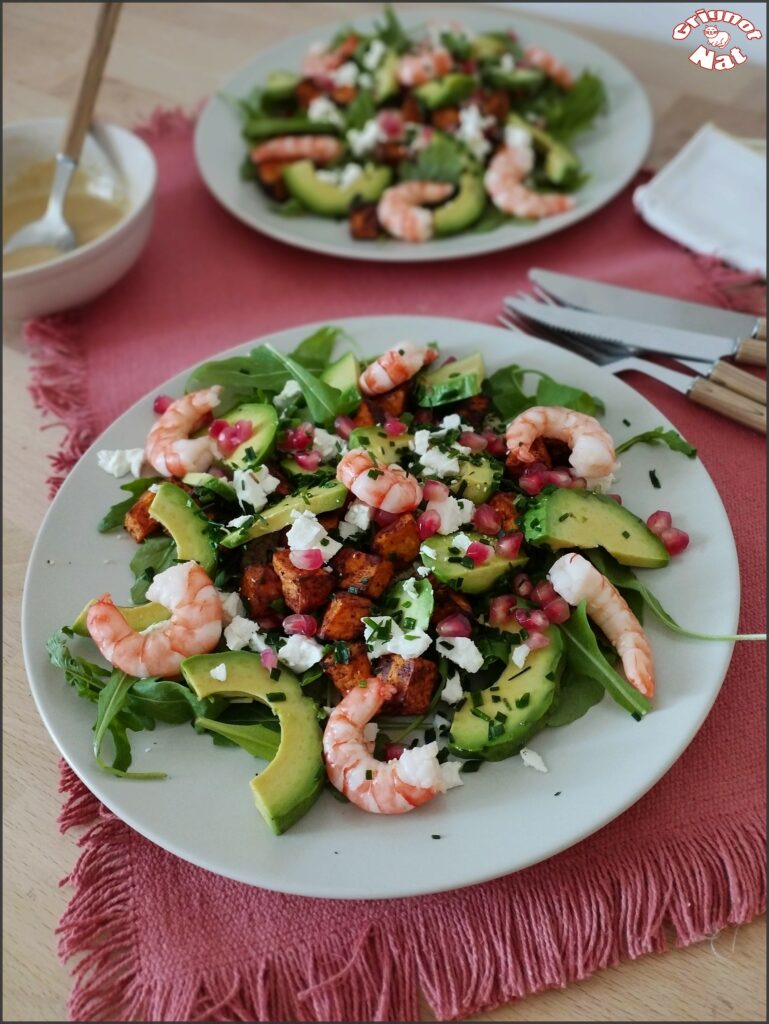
left=362, top=38, right=387, bottom=70
left=500, top=52, right=516, bottom=72
left=209, top=663, right=228, bottom=682
left=426, top=495, right=474, bottom=534
left=339, top=499, right=373, bottom=539
left=279, top=634, right=325, bottom=673
left=420, top=544, right=438, bottom=560
left=147, top=483, right=161, bottom=493
left=286, top=509, right=341, bottom=561
left=438, top=413, right=462, bottom=431
left=217, top=589, right=245, bottom=625
left=512, top=644, right=530, bottom=669
left=420, top=447, right=460, bottom=478
left=441, top=669, right=464, bottom=704
left=520, top=747, right=549, bottom=773
left=452, top=532, right=472, bottom=553
left=227, top=514, right=252, bottom=528
left=347, top=117, right=384, bottom=156
left=307, top=95, right=344, bottom=128
left=395, top=742, right=463, bottom=792
left=224, top=615, right=260, bottom=651
left=437, top=636, right=484, bottom=673
left=332, top=60, right=359, bottom=87
left=233, top=465, right=280, bottom=512
left=313, top=426, right=346, bottom=461
left=145, top=561, right=197, bottom=609
left=96, top=448, right=145, bottom=478
left=416, top=565, right=431, bottom=577
left=411, top=429, right=431, bottom=456
left=504, top=123, right=533, bottom=151
left=273, top=379, right=302, bottom=410
left=363, top=616, right=432, bottom=659
left=456, top=104, right=495, bottom=162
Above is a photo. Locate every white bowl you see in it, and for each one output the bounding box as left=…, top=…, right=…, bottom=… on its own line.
left=3, top=119, right=156, bottom=320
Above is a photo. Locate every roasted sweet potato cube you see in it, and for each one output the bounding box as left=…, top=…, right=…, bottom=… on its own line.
left=255, top=160, right=289, bottom=202
left=352, top=400, right=378, bottom=427
left=451, top=393, right=491, bottom=429
left=488, top=492, right=519, bottom=533
left=318, top=591, right=373, bottom=641
left=331, top=547, right=394, bottom=598
left=505, top=436, right=552, bottom=477
left=372, top=141, right=410, bottom=165
left=376, top=655, right=439, bottom=715
left=241, top=564, right=283, bottom=619
left=349, top=202, right=381, bottom=240
left=124, top=489, right=161, bottom=543
left=272, top=549, right=335, bottom=613
left=430, top=106, right=460, bottom=131
left=371, top=513, right=420, bottom=568
left=322, top=641, right=372, bottom=696
left=296, top=79, right=322, bottom=109
left=431, top=585, right=473, bottom=626
left=375, top=383, right=410, bottom=419
left=479, top=89, right=510, bottom=122
left=401, top=94, right=423, bottom=124
left=330, top=84, right=357, bottom=106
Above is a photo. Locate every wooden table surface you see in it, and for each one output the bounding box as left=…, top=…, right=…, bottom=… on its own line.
left=3, top=4, right=766, bottom=1021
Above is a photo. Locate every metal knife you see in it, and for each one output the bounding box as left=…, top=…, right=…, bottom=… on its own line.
left=528, top=269, right=767, bottom=342
left=504, top=295, right=767, bottom=368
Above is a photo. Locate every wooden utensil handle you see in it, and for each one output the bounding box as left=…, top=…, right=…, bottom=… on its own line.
left=734, top=338, right=767, bottom=366
left=755, top=316, right=766, bottom=341
left=689, top=378, right=766, bottom=433
left=61, top=2, right=122, bottom=160
left=709, top=360, right=767, bottom=405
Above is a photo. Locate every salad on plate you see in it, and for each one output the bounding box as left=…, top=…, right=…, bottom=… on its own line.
left=49, top=326, right=760, bottom=836
left=234, top=5, right=607, bottom=242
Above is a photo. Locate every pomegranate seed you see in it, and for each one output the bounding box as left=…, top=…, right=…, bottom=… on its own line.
left=282, top=424, right=314, bottom=452
left=384, top=416, right=407, bottom=436
left=466, top=541, right=493, bottom=565
left=525, top=630, right=551, bottom=650
left=647, top=510, right=673, bottom=536
left=295, top=450, right=322, bottom=471
left=384, top=743, right=405, bottom=761
left=418, top=509, right=441, bottom=539
left=153, top=394, right=174, bottom=415
left=515, top=608, right=550, bottom=631
left=473, top=503, right=502, bottom=535
left=544, top=467, right=573, bottom=488
left=518, top=472, right=546, bottom=496
left=497, top=532, right=523, bottom=559
left=377, top=109, right=404, bottom=138
left=374, top=508, right=399, bottom=527
left=282, top=613, right=317, bottom=637
left=513, top=572, right=533, bottom=597
left=289, top=549, right=325, bottom=570
left=423, top=347, right=439, bottom=366
left=606, top=493, right=623, bottom=504
left=231, top=419, right=254, bottom=444
left=334, top=415, right=355, bottom=440
left=260, top=648, right=279, bottom=670
left=441, top=354, right=457, bottom=367
left=217, top=429, right=240, bottom=458
left=543, top=597, right=571, bottom=624
left=489, top=594, right=518, bottom=627
left=207, top=467, right=227, bottom=479
left=569, top=475, right=587, bottom=490
left=436, top=613, right=473, bottom=638
left=482, top=432, right=507, bottom=457
left=531, top=580, right=558, bottom=607
left=459, top=431, right=488, bottom=452
left=209, top=418, right=229, bottom=439
left=423, top=479, right=450, bottom=502
left=661, top=526, right=690, bottom=555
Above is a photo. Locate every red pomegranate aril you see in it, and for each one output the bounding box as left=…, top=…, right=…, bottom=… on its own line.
left=153, top=394, right=174, bottom=415
left=436, top=613, right=473, bottom=638
left=289, top=549, right=325, bottom=570
left=282, top=614, right=318, bottom=637
left=209, top=418, right=229, bottom=440
left=418, top=509, right=441, bottom=539
left=473, top=503, right=502, bottom=535
left=334, top=415, right=355, bottom=440
left=295, top=450, right=322, bottom=471
left=513, top=572, right=533, bottom=597
left=459, top=431, right=488, bottom=452
left=384, top=416, right=407, bottom=436
left=377, top=109, right=403, bottom=138
left=384, top=743, right=405, bottom=761
left=231, top=419, right=254, bottom=444
left=647, top=510, right=673, bottom=536
left=207, top=467, right=228, bottom=479
left=569, top=475, right=587, bottom=490
left=543, top=597, right=571, bottom=624
left=482, top=432, right=507, bottom=457
left=545, top=467, right=573, bottom=488
left=526, top=630, right=551, bottom=650
left=260, top=648, right=279, bottom=670
left=466, top=541, right=493, bottom=566
left=489, top=595, right=518, bottom=627
left=282, top=424, right=314, bottom=452
left=514, top=608, right=550, bottom=630
left=217, top=429, right=240, bottom=458
left=374, top=508, right=399, bottom=527
left=423, top=479, right=450, bottom=502
left=661, top=526, right=690, bottom=555
left=497, top=532, right=523, bottom=559
left=518, top=472, right=546, bottom=496
left=606, top=493, right=623, bottom=504
left=530, top=580, right=558, bottom=608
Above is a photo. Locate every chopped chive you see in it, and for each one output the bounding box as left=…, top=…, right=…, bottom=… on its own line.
left=460, top=760, right=482, bottom=773
left=365, top=769, right=373, bottom=780
left=269, top=668, right=281, bottom=680
left=471, top=691, right=484, bottom=708
left=431, top=834, right=442, bottom=840
left=515, top=692, right=530, bottom=709
left=471, top=708, right=493, bottom=723
left=622, top=419, right=631, bottom=427
left=649, top=469, right=661, bottom=489
left=494, top=712, right=508, bottom=724
left=266, top=691, right=285, bottom=702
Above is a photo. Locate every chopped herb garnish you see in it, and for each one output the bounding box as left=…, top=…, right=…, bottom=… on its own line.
left=515, top=692, right=530, bottom=709
left=622, top=530, right=630, bottom=539
left=649, top=469, right=661, bottom=489
left=365, top=769, right=373, bottom=780
left=367, top=469, right=382, bottom=479
left=358, top=679, right=368, bottom=687
left=269, top=668, right=281, bottom=680
left=333, top=642, right=351, bottom=665
left=266, top=691, right=285, bottom=702
left=494, top=711, right=508, bottom=723
left=460, top=760, right=483, bottom=773
left=471, top=691, right=484, bottom=708
left=431, top=833, right=442, bottom=840
left=472, top=708, right=493, bottom=723
left=622, top=419, right=631, bottom=427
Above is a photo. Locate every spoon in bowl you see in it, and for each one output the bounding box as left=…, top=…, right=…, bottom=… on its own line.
left=3, top=2, right=123, bottom=259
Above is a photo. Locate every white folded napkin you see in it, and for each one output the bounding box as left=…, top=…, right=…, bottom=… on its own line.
left=634, top=123, right=766, bottom=277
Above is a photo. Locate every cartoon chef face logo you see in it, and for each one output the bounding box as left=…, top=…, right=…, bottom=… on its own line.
left=703, top=24, right=731, bottom=48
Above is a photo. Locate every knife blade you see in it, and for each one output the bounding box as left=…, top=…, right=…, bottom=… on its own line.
left=504, top=296, right=766, bottom=366
left=528, top=269, right=766, bottom=341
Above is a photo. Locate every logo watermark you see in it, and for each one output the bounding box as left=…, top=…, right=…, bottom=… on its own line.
left=672, top=8, right=763, bottom=69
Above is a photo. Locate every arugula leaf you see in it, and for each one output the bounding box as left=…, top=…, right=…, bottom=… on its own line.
left=98, top=478, right=160, bottom=533
left=560, top=601, right=651, bottom=717
left=262, top=343, right=344, bottom=425
left=129, top=678, right=210, bottom=724
left=470, top=202, right=518, bottom=234
left=290, top=326, right=344, bottom=373
left=485, top=364, right=604, bottom=420
left=47, top=628, right=109, bottom=702
left=616, top=426, right=697, bottom=458
left=196, top=717, right=281, bottom=760
left=345, top=90, right=377, bottom=130
left=269, top=197, right=307, bottom=217
left=93, top=671, right=166, bottom=779
left=547, top=672, right=604, bottom=728
left=440, top=30, right=471, bottom=60
left=524, top=71, right=607, bottom=142
left=373, top=4, right=411, bottom=53
left=400, top=134, right=466, bottom=185
left=184, top=354, right=273, bottom=410
left=129, top=536, right=177, bottom=604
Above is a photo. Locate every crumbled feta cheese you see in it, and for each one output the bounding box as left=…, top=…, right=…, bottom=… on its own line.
left=500, top=52, right=516, bottom=72
left=217, top=590, right=245, bottom=625
left=439, top=413, right=462, bottom=431
left=412, top=429, right=431, bottom=456
left=520, top=747, right=549, bottom=773
left=96, top=448, right=145, bottom=478
left=279, top=634, right=325, bottom=673
left=364, top=616, right=432, bottom=659
left=358, top=71, right=374, bottom=89
left=396, top=742, right=463, bottom=791
left=145, top=562, right=197, bottom=609
left=438, top=636, right=484, bottom=673
left=147, top=483, right=161, bottom=493
left=362, top=37, right=387, bottom=70
left=452, top=532, right=472, bottom=553
left=333, top=60, right=359, bottom=87
left=433, top=712, right=452, bottom=734
left=209, top=663, right=228, bottom=682
left=347, top=117, right=384, bottom=156
left=307, top=95, right=344, bottom=128
left=227, top=514, right=252, bottom=528
left=233, top=465, right=280, bottom=512
left=420, top=544, right=438, bottom=560
left=286, top=509, right=342, bottom=561
left=441, top=670, right=464, bottom=704
left=512, top=643, right=530, bottom=669
left=339, top=499, right=373, bottom=539
left=315, top=163, right=364, bottom=191
left=504, top=123, right=533, bottom=151
left=273, top=379, right=302, bottom=410
left=456, top=104, right=495, bottom=162
left=247, top=631, right=269, bottom=654
left=426, top=495, right=474, bottom=534
left=224, top=615, right=260, bottom=651
left=313, top=427, right=345, bottom=461
left=421, top=447, right=460, bottom=478
left=440, top=760, right=464, bottom=790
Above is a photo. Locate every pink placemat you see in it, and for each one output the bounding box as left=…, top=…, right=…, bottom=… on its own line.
left=28, top=111, right=766, bottom=1022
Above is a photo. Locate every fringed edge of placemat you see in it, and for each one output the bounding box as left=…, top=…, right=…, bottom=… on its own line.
left=57, top=762, right=765, bottom=1023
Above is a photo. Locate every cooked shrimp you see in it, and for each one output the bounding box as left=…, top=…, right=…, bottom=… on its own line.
left=523, top=45, right=573, bottom=90
left=548, top=553, right=655, bottom=697
left=323, top=677, right=462, bottom=813
left=505, top=405, right=619, bottom=486
left=250, top=135, right=343, bottom=166
left=337, top=449, right=423, bottom=512
left=302, top=34, right=359, bottom=79
left=484, top=145, right=575, bottom=219
left=359, top=341, right=438, bottom=396
left=377, top=180, right=454, bottom=241
left=145, top=386, right=222, bottom=478
left=86, top=562, right=223, bottom=679
left=397, top=47, right=454, bottom=87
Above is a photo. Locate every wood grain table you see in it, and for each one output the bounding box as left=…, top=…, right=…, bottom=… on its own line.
left=3, top=4, right=766, bottom=1021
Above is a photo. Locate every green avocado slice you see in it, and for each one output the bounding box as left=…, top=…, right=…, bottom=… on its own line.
left=216, top=402, right=278, bottom=470
left=149, top=483, right=217, bottom=575
left=220, top=480, right=348, bottom=548
left=414, top=352, right=485, bottom=407
left=70, top=599, right=170, bottom=637
left=420, top=531, right=527, bottom=594
left=283, top=161, right=392, bottom=217
left=433, top=174, right=486, bottom=237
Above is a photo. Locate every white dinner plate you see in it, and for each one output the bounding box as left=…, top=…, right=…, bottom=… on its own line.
left=22, top=316, right=737, bottom=899
left=194, top=7, right=652, bottom=262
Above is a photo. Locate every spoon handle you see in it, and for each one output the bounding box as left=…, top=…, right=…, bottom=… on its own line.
left=61, top=2, right=123, bottom=161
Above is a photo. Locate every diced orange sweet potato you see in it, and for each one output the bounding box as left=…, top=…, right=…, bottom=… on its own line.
left=376, top=655, right=439, bottom=714
left=450, top=393, right=491, bottom=429
left=331, top=547, right=394, bottom=598
left=317, top=508, right=344, bottom=532
left=430, top=106, right=460, bottom=131
left=371, top=513, right=420, bottom=568
left=124, top=489, right=162, bottom=543
left=296, top=79, right=322, bottom=109
left=349, top=202, right=381, bottom=240
left=352, top=401, right=378, bottom=428
left=479, top=89, right=510, bottom=122
left=241, top=563, right=283, bottom=619
left=330, top=84, right=357, bottom=106
left=318, top=591, right=373, bottom=641
left=431, top=584, right=473, bottom=626
left=255, top=160, right=289, bottom=202
left=272, top=549, right=335, bottom=613
left=375, top=383, right=410, bottom=418
left=505, top=436, right=552, bottom=477
left=488, top=492, right=519, bottom=533
left=322, top=642, right=372, bottom=696
left=401, top=94, right=423, bottom=124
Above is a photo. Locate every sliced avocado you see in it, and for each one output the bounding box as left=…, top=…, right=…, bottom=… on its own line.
left=414, top=73, right=475, bottom=109
left=220, top=480, right=347, bottom=548
left=263, top=70, right=300, bottom=102
left=373, top=49, right=399, bottom=102
left=71, top=599, right=170, bottom=637
left=470, top=32, right=514, bottom=61
left=244, top=116, right=340, bottom=141
left=183, top=472, right=238, bottom=503
left=216, top=402, right=278, bottom=470
left=414, top=352, right=485, bottom=407
left=483, top=67, right=546, bottom=92
left=433, top=174, right=486, bottom=237
left=279, top=458, right=335, bottom=479
left=283, top=161, right=392, bottom=217
left=507, top=113, right=580, bottom=185
left=347, top=426, right=412, bottom=465
left=449, top=628, right=564, bottom=760
left=149, top=483, right=217, bottom=575
left=420, top=531, right=526, bottom=594
left=522, top=487, right=670, bottom=569
left=320, top=351, right=361, bottom=413
left=181, top=651, right=324, bottom=835
left=383, top=576, right=434, bottom=631
left=450, top=456, right=501, bottom=504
